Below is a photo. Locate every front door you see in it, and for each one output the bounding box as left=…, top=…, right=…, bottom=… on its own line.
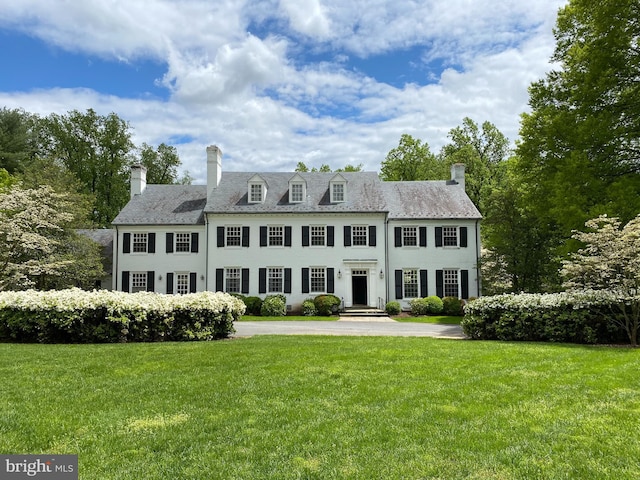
left=351, top=270, right=368, bottom=306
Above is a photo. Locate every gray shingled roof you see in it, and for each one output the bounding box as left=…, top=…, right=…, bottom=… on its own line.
left=381, top=181, right=482, bottom=220
left=112, top=185, right=207, bottom=225
left=112, top=173, right=481, bottom=224
left=204, top=171, right=387, bottom=214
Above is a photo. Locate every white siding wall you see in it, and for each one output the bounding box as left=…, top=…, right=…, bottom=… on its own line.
left=206, top=213, right=387, bottom=310
left=386, top=219, right=480, bottom=310
left=114, top=226, right=207, bottom=293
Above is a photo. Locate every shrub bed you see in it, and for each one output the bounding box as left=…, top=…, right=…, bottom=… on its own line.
left=409, top=296, right=444, bottom=315
left=462, top=291, right=628, bottom=344
left=314, top=295, right=341, bottom=316
left=0, top=288, right=245, bottom=343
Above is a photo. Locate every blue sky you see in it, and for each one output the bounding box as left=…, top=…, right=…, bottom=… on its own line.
left=0, top=0, right=567, bottom=182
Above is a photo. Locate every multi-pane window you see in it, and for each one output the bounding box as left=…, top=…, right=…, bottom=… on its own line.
left=268, top=226, right=283, bottom=246
left=176, top=273, right=190, bottom=295
left=444, top=269, right=459, bottom=297
left=226, top=226, right=241, bottom=246
left=291, top=183, right=304, bottom=202
left=443, top=227, right=458, bottom=247
left=131, top=272, right=147, bottom=292
left=175, top=233, right=191, bottom=252
left=332, top=183, right=344, bottom=202
left=402, top=227, right=417, bottom=246
left=310, top=267, right=325, bottom=293
left=311, top=226, right=326, bottom=246
left=352, top=226, right=368, bottom=246
left=225, top=268, right=241, bottom=293
left=403, top=269, right=419, bottom=298
left=250, top=183, right=263, bottom=202
left=268, top=267, right=283, bottom=293
left=132, top=233, right=148, bottom=253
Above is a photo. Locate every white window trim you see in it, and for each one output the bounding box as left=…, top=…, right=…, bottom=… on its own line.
left=174, top=232, right=191, bottom=253
left=351, top=225, right=368, bottom=247
left=131, top=233, right=148, bottom=254
left=249, top=182, right=265, bottom=203
left=175, top=272, right=190, bottom=295
left=130, top=271, right=147, bottom=293
left=267, top=267, right=284, bottom=293
left=330, top=182, right=346, bottom=203
left=310, top=225, right=326, bottom=247
left=225, top=267, right=242, bottom=294
left=289, top=182, right=305, bottom=203
left=403, top=269, right=419, bottom=299
left=310, top=267, right=326, bottom=293
left=268, top=225, right=285, bottom=247
left=402, top=226, right=418, bottom=248
left=225, top=225, right=242, bottom=248
left=443, top=226, right=459, bottom=248
left=443, top=269, right=460, bottom=297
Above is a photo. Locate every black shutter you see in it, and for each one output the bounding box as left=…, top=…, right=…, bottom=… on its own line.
left=123, top=233, right=131, bottom=253
left=461, top=270, right=469, bottom=299
left=285, top=226, right=292, bottom=247
left=395, top=270, right=403, bottom=299
left=217, top=227, right=224, bottom=247
left=259, top=268, right=267, bottom=294
left=215, top=268, right=224, bottom=292
left=191, top=233, right=199, bottom=253
left=327, top=226, right=334, bottom=246
left=190, top=272, right=197, bottom=293
left=344, top=226, right=351, bottom=246
left=435, top=227, right=443, bottom=247
left=436, top=270, right=444, bottom=297
left=242, top=227, right=250, bottom=247
left=419, top=227, right=427, bottom=247
left=284, top=268, right=292, bottom=293
left=147, top=271, right=155, bottom=291
left=122, top=271, right=130, bottom=292
left=460, top=227, right=468, bottom=247
left=148, top=233, right=156, bottom=253
left=242, top=268, right=249, bottom=294
left=420, top=270, right=428, bottom=297
left=167, top=273, right=174, bottom=294
left=260, top=226, right=268, bottom=246
left=302, top=268, right=310, bottom=293
left=394, top=227, right=402, bottom=247
left=166, top=233, right=174, bottom=253
left=302, top=226, right=310, bottom=246
left=369, top=226, right=376, bottom=246
left=327, top=268, right=334, bottom=293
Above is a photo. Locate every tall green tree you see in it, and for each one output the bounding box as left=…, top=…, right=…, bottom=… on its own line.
left=380, top=134, right=443, bottom=181
left=517, top=0, right=640, bottom=238
left=0, top=107, right=39, bottom=174
left=40, top=109, right=135, bottom=226
left=441, top=118, right=510, bottom=211
left=138, top=142, right=191, bottom=184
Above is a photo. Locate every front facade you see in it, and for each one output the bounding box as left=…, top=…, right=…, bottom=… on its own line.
left=112, top=146, right=482, bottom=310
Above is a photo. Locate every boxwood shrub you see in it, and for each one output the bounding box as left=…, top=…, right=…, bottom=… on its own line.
left=313, top=294, right=341, bottom=316
left=409, top=296, right=444, bottom=315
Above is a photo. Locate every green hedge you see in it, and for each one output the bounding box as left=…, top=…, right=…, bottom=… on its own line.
left=462, top=292, right=628, bottom=344
left=0, top=289, right=245, bottom=343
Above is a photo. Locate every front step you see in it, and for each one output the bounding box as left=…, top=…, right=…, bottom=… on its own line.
left=340, top=307, right=388, bottom=317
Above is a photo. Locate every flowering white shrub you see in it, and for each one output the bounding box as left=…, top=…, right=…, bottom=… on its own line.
left=0, top=289, right=245, bottom=343
left=462, top=290, right=632, bottom=344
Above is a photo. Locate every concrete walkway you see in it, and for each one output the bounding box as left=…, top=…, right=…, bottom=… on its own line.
left=233, top=319, right=466, bottom=338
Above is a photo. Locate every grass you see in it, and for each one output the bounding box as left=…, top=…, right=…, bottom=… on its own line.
left=1, top=338, right=639, bottom=479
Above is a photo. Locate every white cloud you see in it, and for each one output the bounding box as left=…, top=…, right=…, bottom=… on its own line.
left=0, top=0, right=568, bottom=182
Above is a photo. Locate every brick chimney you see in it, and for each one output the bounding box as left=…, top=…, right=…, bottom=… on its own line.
left=207, top=145, right=222, bottom=191
left=450, top=163, right=465, bottom=191
left=130, top=165, right=147, bottom=198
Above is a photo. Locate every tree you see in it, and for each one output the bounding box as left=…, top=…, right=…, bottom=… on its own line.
left=139, top=142, right=191, bottom=184
left=294, top=161, right=363, bottom=172
left=0, top=184, right=104, bottom=291
left=516, top=0, right=640, bottom=241
left=40, top=109, right=135, bottom=226
left=561, top=215, right=640, bottom=346
left=380, top=134, right=443, bottom=181
left=440, top=118, right=510, bottom=210
left=0, top=107, right=39, bottom=174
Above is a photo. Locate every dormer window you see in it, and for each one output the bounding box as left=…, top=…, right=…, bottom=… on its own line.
left=329, top=173, right=347, bottom=203
left=288, top=173, right=307, bottom=203
left=248, top=174, right=267, bottom=203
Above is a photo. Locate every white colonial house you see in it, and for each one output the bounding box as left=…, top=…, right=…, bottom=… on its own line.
left=112, top=146, right=482, bottom=311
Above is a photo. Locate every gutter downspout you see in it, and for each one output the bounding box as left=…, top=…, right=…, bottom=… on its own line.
left=384, top=213, right=389, bottom=305
left=204, top=214, right=209, bottom=292
left=475, top=219, right=481, bottom=297
left=113, top=226, right=119, bottom=291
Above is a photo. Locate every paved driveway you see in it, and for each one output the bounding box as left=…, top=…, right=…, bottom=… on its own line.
left=233, top=318, right=466, bottom=338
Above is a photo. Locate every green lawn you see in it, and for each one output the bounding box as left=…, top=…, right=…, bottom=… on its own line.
left=238, top=315, right=338, bottom=321
left=1, top=338, right=639, bottom=479
left=394, top=315, right=462, bottom=324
